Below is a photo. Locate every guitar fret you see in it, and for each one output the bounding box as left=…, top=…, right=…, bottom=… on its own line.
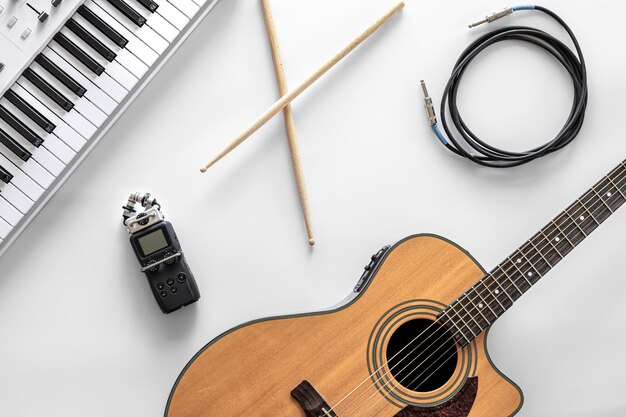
left=551, top=220, right=575, bottom=247
left=562, top=208, right=587, bottom=238
left=441, top=315, right=471, bottom=345
left=539, top=229, right=564, bottom=258
left=496, top=265, right=523, bottom=298
left=581, top=191, right=611, bottom=224
left=577, top=198, right=600, bottom=225
left=516, top=249, right=543, bottom=282
left=606, top=175, right=626, bottom=200
left=528, top=237, right=555, bottom=268
left=508, top=256, right=533, bottom=286
left=450, top=301, right=479, bottom=338
left=591, top=187, right=613, bottom=213
left=469, top=285, right=498, bottom=322
left=479, top=279, right=507, bottom=313
left=541, top=222, right=574, bottom=258
left=491, top=275, right=515, bottom=304
left=457, top=297, right=486, bottom=331
left=446, top=308, right=473, bottom=340
left=439, top=161, right=626, bottom=346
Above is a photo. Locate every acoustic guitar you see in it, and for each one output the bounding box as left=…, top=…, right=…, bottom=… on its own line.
left=165, top=159, right=626, bottom=417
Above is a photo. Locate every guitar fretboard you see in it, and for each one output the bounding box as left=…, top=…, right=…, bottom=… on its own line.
left=440, top=160, right=626, bottom=346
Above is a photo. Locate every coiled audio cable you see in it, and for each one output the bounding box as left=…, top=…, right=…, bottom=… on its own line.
left=421, top=5, right=587, bottom=168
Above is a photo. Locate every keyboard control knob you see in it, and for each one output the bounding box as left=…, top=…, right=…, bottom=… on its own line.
left=51, top=0, right=62, bottom=7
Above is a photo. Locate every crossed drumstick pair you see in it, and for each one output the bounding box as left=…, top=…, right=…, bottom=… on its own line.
left=201, top=1, right=405, bottom=246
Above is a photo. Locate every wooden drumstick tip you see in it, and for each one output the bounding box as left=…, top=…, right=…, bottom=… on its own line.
left=309, top=238, right=316, bottom=246
left=200, top=167, right=207, bottom=173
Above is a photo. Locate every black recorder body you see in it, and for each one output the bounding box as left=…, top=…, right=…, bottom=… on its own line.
left=123, top=193, right=200, bottom=314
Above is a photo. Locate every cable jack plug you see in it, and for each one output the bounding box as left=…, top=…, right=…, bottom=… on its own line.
left=420, top=80, right=437, bottom=126
left=469, top=7, right=513, bottom=28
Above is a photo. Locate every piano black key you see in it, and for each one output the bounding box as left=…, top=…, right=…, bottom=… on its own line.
left=0, top=128, right=31, bottom=162
left=77, top=5, right=128, bottom=48
left=106, top=0, right=146, bottom=27
left=53, top=32, right=105, bottom=76
left=35, top=53, right=87, bottom=97
left=0, top=165, right=12, bottom=184
left=65, top=18, right=117, bottom=62
left=3, top=90, right=55, bottom=134
left=135, top=0, right=158, bottom=13
left=0, top=106, right=43, bottom=147
left=22, top=68, right=74, bottom=112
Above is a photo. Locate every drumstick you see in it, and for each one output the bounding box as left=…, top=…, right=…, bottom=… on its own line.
left=200, top=1, right=405, bottom=173
left=261, top=0, right=315, bottom=246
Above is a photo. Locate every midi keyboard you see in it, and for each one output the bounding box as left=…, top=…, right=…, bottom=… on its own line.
left=0, top=0, right=219, bottom=257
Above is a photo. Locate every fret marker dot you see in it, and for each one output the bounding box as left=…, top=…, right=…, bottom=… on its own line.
left=528, top=272, right=533, bottom=277
left=517, top=258, right=521, bottom=264
left=555, top=236, right=560, bottom=242
left=478, top=303, right=484, bottom=309
left=495, top=289, right=500, bottom=294
left=580, top=215, right=585, bottom=221
left=607, top=192, right=612, bottom=197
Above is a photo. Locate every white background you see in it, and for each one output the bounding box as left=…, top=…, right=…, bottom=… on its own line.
left=1, top=0, right=626, bottom=416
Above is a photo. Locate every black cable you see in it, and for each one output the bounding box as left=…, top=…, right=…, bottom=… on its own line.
left=421, top=5, right=588, bottom=168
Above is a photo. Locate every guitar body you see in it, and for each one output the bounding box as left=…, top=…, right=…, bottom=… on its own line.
left=166, top=235, right=523, bottom=417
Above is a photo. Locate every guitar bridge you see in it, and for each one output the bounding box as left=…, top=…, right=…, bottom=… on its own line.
left=291, top=380, right=338, bottom=417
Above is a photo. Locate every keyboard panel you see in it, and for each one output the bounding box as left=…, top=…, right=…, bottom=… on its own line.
left=0, top=0, right=220, bottom=257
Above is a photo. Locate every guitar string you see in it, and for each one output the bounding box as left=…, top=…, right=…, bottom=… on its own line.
left=326, top=163, right=626, bottom=417
left=343, top=168, right=626, bottom=417
left=342, top=167, right=626, bottom=417
left=332, top=168, right=622, bottom=416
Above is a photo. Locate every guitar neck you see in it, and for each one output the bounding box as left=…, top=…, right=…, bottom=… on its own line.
left=440, top=160, right=626, bottom=346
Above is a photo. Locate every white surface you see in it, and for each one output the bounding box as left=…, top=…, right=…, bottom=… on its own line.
left=0, top=0, right=625, bottom=416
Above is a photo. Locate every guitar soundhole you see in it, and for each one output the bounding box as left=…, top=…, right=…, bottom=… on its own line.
left=386, top=319, right=458, bottom=393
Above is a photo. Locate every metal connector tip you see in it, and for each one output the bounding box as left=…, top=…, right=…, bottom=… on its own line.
left=420, top=80, right=429, bottom=97
left=420, top=80, right=437, bottom=126
left=469, top=7, right=513, bottom=28
left=469, top=18, right=488, bottom=28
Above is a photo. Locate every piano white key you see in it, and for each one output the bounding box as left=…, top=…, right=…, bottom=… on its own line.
left=91, top=0, right=169, bottom=54
left=2, top=95, right=79, bottom=164
left=135, top=6, right=180, bottom=41
left=115, top=49, right=150, bottom=80
left=40, top=134, right=75, bottom=165
left=150, top=12, right=180, bottom=42
left=104, top=60, right=141, bottom=90
left=42, top=47, right=119, bottom=113
left=11, top=84, right=88, bottom=152
left=0, top=118, right=62, bottom=179
left=164, top=0, right=198, bottom=20
left=0, top=100, right=76, bottom=163
left=112, top=0, right=180, bottom=42
left=3, top=102, right=78, bottom=163
left=0, top=216, right=12, bottom=239
left=0, top=127, right=63, bottom=179
left=59, top=27, right=141, bottom=92
left=72, top=13, right=149, bottom=79
left=0, top=146, right=50, bottom=195
left=155, top=1, right=188, bottom=32
left=17, top=78, right=98, bottom=140
left=83, top=2, right=159, bottom=67
left=48, top=42, right=129, bottom=104
left=73, top=97, right=108, bottom=127
left=0, top=195, right=23, bottom=226
left=30, top=60, right=109, bottom=128
left=73, top=13, right=122, bottom=53
left=0, top=182, right=33, bottom=214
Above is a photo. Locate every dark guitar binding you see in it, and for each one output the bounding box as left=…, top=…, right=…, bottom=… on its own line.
left=394, top=377, right=478, bottom=417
